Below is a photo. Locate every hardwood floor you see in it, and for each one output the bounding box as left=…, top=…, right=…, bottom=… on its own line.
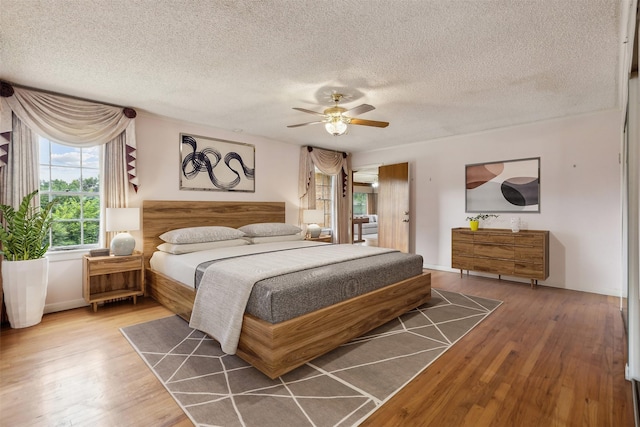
left=363, top=271, right=634, bottom=427
left=0, top=299, right=191, bottom=427
left=0, top=270, right=633, bottom=426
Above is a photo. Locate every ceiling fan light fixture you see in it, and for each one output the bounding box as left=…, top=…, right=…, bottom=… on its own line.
left=289, top=92, right=388, bottom=135
left=325, top=118, right=348, bottom=136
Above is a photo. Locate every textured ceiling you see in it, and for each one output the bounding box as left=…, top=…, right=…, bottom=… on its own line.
left=0, top=0, right=631, bottom=153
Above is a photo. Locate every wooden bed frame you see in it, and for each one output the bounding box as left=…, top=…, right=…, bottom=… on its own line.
left=142, top=200, right=431, bottom=379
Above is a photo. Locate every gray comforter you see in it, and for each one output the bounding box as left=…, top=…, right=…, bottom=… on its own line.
left=189, top=244, right=400, bottom=354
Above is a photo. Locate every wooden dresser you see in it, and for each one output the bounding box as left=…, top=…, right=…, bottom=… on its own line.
left=451, top=228, right=549, bottom=288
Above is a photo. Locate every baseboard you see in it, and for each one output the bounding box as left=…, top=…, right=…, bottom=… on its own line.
left=633, top=378, right=640, bottom=427
left=44, top=299, right=88, bottom=314
left=1, top=299, right=88, bottom=327
left=422, top=264, right=458, bottom=273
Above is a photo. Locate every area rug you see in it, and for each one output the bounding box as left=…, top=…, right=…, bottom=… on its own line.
left=121, top=289, right=501, bottom=427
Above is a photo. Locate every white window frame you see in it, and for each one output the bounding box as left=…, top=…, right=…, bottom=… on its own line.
left=39, top=137, right=102, bottom=251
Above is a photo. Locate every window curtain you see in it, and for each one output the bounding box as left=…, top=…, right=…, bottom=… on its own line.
left=0, top=83, right=138, bottom=247
left=0, top=114, right=39, bottom=209
left=299, top=146, right=352, bottom=243
left=103, top=133, right=130, bottom=246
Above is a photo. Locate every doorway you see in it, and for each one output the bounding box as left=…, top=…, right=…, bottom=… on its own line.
left=352, top=166, right=378, bottom=246
left=353, top=162, right=410, bottom=252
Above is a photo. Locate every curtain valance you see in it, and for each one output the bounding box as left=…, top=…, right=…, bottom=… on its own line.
left=0, top=83, right=138, bottom=190
left=298, top=145, right=352, bottom=243
left=298, top=146, right=350, bottom=202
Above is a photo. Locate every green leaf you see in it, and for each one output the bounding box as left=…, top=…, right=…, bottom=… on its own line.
left=0, top=190, right=57, bottom=261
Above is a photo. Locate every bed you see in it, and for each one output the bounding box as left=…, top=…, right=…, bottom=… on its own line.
left=142, top=200, right=431, bottom=379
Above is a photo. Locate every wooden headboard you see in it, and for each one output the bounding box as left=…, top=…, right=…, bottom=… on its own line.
left=142, top=200, right=286, bottom=268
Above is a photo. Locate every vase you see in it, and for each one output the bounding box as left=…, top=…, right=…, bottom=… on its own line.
left=2, top=258, right=49, bottom=328
left=469, top=220, right=479, bottom=231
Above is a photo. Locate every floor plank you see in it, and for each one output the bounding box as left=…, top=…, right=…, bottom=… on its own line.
left=0, top=270, right=633, bottom=426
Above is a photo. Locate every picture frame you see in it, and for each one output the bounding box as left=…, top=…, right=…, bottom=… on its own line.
left=465, top=157, right=540, bottom=213
left=179, top=133, right=255, bottom=192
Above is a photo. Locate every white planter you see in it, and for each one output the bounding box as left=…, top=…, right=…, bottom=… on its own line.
left=2, top=258, right=49, bottom=328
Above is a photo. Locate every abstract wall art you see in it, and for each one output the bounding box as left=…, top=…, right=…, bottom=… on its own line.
left=180, top=133, right=255, bottom=192
left=465, top=157, right=540, bottom=213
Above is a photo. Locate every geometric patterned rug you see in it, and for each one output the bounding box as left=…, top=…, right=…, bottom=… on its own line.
left=121, top=289, right=501, bottom=427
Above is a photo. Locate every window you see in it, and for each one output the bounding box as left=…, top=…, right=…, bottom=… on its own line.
left=39, top=137, right=101, bottom=250
left=314, top=170, right=334, bottom=229
left=353, top=192, right=368, bottom=215
left=353, top=182, right=377, bottom=216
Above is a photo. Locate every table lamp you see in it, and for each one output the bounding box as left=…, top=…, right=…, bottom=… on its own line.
left=106, top=207, right=140, bottom=256
left=302, top=209, right=324, bottom=238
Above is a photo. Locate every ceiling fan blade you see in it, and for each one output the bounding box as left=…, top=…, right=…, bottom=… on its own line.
left=287, top=121, right=325, bottom=128
left=346, top=104, right=375, bottom=116
left=349, top=118, right=389, bottom=128
left=292, top=107, right=326, bottom=117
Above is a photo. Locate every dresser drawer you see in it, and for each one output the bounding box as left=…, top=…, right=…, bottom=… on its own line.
left=514, top=233, right=544, bottom=246
left=453, top=242, right=474, bottom=255
left=476, top=234, right=515, bottom=245
left=452, top=230, right=474, bottom=243
left=515, top=262, right=545, bottom=279
left=515, top=245, right=544, bottom=262
left=474, top=258, right=514, bottom=275
left=452, top=254, right=474, bottom=270
left=87, top=258, right=142, bottom=276
left=474, top=243, right=514, bottom=260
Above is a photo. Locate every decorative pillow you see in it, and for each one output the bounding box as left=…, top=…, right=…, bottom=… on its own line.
left=238, top=223, right=302, bottom=237
left=159, top=226, right=245, bottom=244
left=243, top=234, right=304, bottom=244
left=157, top=239, right=249, bottom=254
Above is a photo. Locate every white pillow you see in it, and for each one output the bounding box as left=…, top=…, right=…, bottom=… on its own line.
left=159, top=226, right=245, bottom=244
left=157, top=239, right=249, bottom=254
left=243, top=234, right=304, bottom=244
left=238, top=222, right=302, bottom=237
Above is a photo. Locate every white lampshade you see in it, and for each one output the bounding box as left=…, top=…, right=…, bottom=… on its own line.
left=302, top=209, right=324, bottom=238
left=106, top=208, right=140, bottom=256
left=325, top=119, right=347, bottom=136
left=302, top=209, right=324, bottom=224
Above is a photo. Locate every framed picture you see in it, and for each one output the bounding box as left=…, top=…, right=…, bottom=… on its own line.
left=465, top=157, right=540, bottom=213
left=179, top=133, right=255, bottom=192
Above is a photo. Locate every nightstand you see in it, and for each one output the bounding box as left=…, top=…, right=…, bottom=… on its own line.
left=82, top=251, right=145, bottom=312
left=306, top=234, right=332, bottom=243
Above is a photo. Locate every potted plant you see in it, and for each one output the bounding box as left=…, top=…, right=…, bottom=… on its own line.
left=0, top=190, right=57, bottom=328
left=465, top=213, right=499, bottom=231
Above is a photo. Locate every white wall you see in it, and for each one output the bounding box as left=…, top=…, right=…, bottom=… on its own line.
left=353, top=110, right=623, bottom=296
left=128, top=113, right=300, bottom=217
left=44, top=113, right=301, bottom=313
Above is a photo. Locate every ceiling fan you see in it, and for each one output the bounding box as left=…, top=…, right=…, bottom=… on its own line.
left=287, top=93, right=389, bottom=136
